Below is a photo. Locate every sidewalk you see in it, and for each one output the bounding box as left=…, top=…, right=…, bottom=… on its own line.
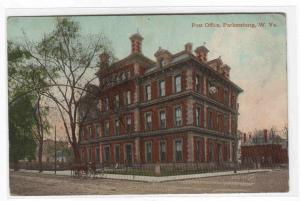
left=15, top=168, right=273, bottom=182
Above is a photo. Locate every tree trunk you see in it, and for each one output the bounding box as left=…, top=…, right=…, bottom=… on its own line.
left=38, top=140, right=43, bottom=172
left=71, top=142, right=81, bottom=163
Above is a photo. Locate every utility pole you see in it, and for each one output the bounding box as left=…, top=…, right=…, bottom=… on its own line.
left=54, top=125, right=57, bottom=175
left=233, top=133, right=238, bottom=173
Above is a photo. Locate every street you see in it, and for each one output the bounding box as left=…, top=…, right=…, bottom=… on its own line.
left=9, top=168, right=288, bottom=195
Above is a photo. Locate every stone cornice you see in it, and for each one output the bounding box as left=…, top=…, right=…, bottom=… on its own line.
left=139, top=90, right=238, bottom=114
left=79, top=125, right=235, bottom=146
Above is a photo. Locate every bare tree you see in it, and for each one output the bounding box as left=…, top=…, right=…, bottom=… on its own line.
left=22, top=17, right=114, bottom=163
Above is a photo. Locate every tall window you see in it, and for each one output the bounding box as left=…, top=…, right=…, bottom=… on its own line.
left=208, top=142, right=214, bottom=162
left=115, top=145, right=120, bottom=162
left=175, top=107, right=182, bottom=127
left=196, top=107, right=201, bottom=127
left=159, top=140, right=167, bottom=162
left=104, top=146, right=110, bottom=162
left=231, top=94, right=236, bottom=109
left=224, top=88, right=229, bottom=105
left=88, top=127, right=93, bottom=138
left=145, top=113, right=152, bottom=131
left=88, top=148, right=92, bottom=162
left=196, top=140, right=202, bottom=161
left=115, top=119, right=120, bottom=135
left=125, top=91, right=131, bottom=105
left=145, top=142, right=152, bottom=163
left=96, top=147, right=100, bottom=162
left=208, top=110, right=213, bottom=129
left=231, top=116, right=236, bottom=134
left=126, top=115, right=132, bottom=132
left=175, top=139, right=183, bottom=161
left=224, top=115, right=229, bottom=133
left=145, top=85, right=151, bottom=101
left=114, top=95, right=120, bottom=109
left=104, top=97, right=109, bottom=111
left=159, top=111, right=166, bottom=129
left=195, top=75, right=202, bottom=92
left=104, top=121, right=109, bottom=136
left=175, top=75, right=182, bottom=93
left=95, top=124, right=100, bottom=137
left=159, top=80, right=165, bottom=96
left=125, top=71, right=130, bottom=79
left=217, top=114, right=222, bottom=132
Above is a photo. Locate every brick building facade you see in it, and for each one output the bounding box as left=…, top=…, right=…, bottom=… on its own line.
left=78, top=33, right=243, bottom=166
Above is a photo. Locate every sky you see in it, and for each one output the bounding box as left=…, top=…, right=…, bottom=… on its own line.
left=7, top=14, right=288, bottom=135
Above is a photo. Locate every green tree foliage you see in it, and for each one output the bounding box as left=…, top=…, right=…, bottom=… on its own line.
left=8, top=42, right=37, bottom=165
left=9, top=93, right=37, bottom=165
left=8, top=41, right=50, bottom=171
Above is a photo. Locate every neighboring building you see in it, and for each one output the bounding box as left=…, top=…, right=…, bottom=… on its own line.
left=241, top=129, right=288, bottom=165
left=35, top=139, right=72, bottom=163
left=78, top=33, right=243, bottom=166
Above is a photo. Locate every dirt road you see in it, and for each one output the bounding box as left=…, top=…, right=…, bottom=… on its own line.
left=9, top=169, right=288, bottom=195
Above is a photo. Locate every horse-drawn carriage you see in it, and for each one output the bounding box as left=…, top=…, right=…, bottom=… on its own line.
left=70, top=162, right=97, bottom=177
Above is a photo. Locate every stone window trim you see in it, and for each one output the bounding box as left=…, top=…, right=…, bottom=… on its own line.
left=195, top=74, right=203, bottom=93
left=144, top=112, right=152, bottom=131
left=173, top=138, right=183, bottom=162
left=125, top=114, right=133, bottom=133
left=104, top=120, right=110, bottom=136
left=174, top=74, right=182, bottom=93
left=88, top=126, right=93, bottom=139
left=159, top=139, right=167, bottom=162
left=174, top=105, right=183, bottom=127
left=95, top=123, right=101, bottom=138
left=158, top=109, right=167, bottom=129
left=207, top=109, right=214, bottom=130
left=144, top=84, right=152, bottom=101
left=144, top=141, right=153, bottom=163
left=114, top=118, right=120, bottom=136
left=158, top=79, right=166, bottom=97
left=103, top=97, right=109, bottom=111
left=114, top=94, right=120, bottom=109
left=195, top=106, right=202, bottom=127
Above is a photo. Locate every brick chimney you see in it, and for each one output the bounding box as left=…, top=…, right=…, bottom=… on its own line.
left=130, top=32, right=143, bottom=54
left=263, top=129, right=268, bottom=143
left=184, top=43, right=193, bottom=53
left=243, top=133, right=247, bottom=144
left=194, top=44, right=209, bottom=62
